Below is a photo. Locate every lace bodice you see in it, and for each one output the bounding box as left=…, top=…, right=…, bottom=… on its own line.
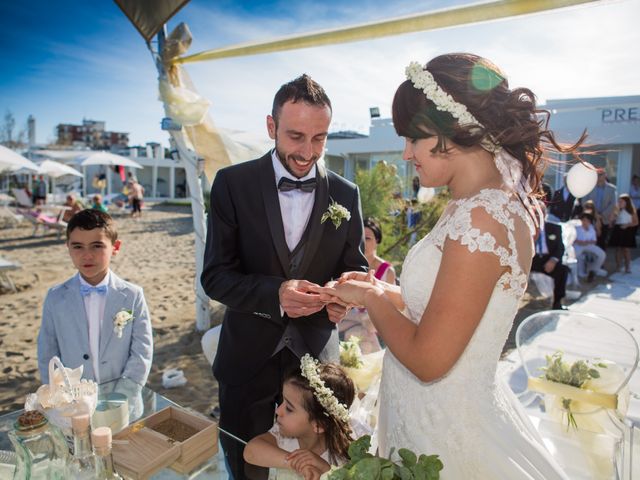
left=378, top=189, right=567, bottom=479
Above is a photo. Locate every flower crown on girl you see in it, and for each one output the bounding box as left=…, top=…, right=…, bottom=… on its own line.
left=300, top=354, right=350, bottom=424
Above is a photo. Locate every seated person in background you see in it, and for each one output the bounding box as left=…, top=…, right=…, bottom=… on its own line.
left=62, top=193, right=85, bottom=222
left=91, top=194, right=108, bottom=213
left=244, top=357, right=355, bottom=480
left=37, top=209, right=153, bottom=385
left=531, top=215, right=570, bottom=310
left=574, top=212, right=607, bottom=280
left=339, top=217, right=394, bottom=353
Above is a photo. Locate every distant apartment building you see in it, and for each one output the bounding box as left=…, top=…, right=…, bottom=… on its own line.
left=56, top=119, right=129, bottom=149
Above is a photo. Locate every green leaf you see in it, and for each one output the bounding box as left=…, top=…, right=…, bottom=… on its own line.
left=395, top=465, right=412, bottom=480
left=351, top=457, right=382, bottom=480
left=398, top=448, right=417, bottom=467
left=348, top=435, right=372, bottom=461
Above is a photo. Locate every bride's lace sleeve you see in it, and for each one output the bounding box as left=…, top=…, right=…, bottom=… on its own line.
left=430, top=191, right=532, bottom=295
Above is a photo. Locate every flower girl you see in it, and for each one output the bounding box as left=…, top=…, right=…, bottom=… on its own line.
left=244, top=355, right=355, bottom=480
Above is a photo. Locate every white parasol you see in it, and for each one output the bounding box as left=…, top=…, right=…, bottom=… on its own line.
left=0, top=145, right=39, bottom=172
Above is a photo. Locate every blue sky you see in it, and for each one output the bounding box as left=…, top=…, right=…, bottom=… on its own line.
left=1, top=0, right=638, bottom=147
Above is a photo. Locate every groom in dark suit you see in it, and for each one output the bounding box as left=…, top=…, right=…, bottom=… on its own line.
left=201, top=75, right=367, bottom=479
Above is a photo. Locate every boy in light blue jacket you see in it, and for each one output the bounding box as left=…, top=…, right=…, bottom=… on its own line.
left=38, top=209, right=153, bottom=385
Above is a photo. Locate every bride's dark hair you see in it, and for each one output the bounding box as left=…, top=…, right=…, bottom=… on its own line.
left=392, top=52, right=586, bottom=198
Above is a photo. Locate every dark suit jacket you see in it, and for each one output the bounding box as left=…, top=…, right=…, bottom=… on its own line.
left=548, top=188, right=577, bottom=222
left=535, top=222, right=565, bottom=264
left=201, top=152, right=367, bottom=385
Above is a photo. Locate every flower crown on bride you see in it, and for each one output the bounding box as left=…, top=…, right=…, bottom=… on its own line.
left=300, top=354, right=350, bottom=424
left=405, top=61, right=483, bottom=128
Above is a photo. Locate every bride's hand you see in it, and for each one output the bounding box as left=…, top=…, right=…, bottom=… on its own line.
left=338, top=269, right=376, bottom=285
left=316, top=279, right=381, bottom=308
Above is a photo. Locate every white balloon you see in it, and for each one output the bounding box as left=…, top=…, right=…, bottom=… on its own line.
left=566, top=162, right=598, bottom=198
left=417, top=186, right=435, bottom=203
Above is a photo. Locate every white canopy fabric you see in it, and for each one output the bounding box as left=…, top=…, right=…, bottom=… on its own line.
left=75, top=152, right=143, bottom=169
left=0, top=145, right=39, bottom=172
left=37, top=160, right=83, bottom=178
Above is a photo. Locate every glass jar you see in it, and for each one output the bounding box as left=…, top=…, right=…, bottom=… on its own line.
left=8, top=410, right=70, bottom=480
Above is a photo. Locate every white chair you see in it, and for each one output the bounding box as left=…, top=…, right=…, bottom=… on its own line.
left=516, top=310, right=639, bottom=479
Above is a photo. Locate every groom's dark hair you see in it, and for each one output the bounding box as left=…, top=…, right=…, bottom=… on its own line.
left=272, top=74, right=332, bottom=123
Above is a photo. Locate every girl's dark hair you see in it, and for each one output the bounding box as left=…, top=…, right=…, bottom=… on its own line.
left=619, top=194, right=636, bottom=215
left=392, top=52, right=586, bottom=201
left=364, top=217, right=382, bottom=243
left=284, top=363, right=355, bottom=463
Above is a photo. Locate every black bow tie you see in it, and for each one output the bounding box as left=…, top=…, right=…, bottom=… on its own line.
left=277, top=177, right=316, bottom=193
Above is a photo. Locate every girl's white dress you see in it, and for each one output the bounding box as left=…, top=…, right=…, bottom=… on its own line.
left=267, top=423, right=331, bottom=480
left=377, top=189, right=568, bottom=479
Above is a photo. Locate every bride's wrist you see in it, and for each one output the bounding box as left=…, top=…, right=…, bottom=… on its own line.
left=363, top=285, right=385, bottom=308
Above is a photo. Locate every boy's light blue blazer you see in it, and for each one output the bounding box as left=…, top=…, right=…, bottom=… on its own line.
left=37, top=271, right=153, bottom=386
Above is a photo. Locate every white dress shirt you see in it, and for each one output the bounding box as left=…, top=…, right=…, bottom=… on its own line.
left=79, top=271, right=110, bottom=383
left=271, top=150, right=316, bottom=252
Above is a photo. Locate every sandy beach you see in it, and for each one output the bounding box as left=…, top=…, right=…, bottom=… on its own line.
left=0, top=203, right=618, bottom=416
left=0, top=203, right=222, bottom=415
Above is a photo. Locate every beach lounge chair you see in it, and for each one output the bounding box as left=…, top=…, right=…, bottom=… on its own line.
left=0, top=206, right=23, bottom=228
left=22, top=209, right=67, bottom=239
left=0, top=257, right=20, bottom=293
left=11, top=188, right=34, bottom=208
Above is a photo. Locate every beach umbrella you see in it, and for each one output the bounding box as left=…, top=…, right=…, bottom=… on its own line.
left=75, top=151, right=143, bottom=169
left=0, top=145, right=39, bottom=172
left=37, top=160, right=83, bottom=178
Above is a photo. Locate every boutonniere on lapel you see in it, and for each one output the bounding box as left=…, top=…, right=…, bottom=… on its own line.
left=548, top=234, right=557, bottom=241
left=321, top=199, right=351, bottom=229
left=113, top=309, right=133, bottom=338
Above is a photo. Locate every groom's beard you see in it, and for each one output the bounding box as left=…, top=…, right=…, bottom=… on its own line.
left=275, top=145, right=319, bottom=179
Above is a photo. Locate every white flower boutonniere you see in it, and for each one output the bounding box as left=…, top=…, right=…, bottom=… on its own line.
left=548, top=234, right=557, bottom=241
left=113, top=310, right=133, bottom=338
left=321, top=200, right=351, bottom=229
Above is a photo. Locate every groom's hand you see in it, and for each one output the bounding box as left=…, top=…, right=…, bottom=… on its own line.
left=279, top=280, right=325, bottom=318
left=326, top=302, right=349, bottom=323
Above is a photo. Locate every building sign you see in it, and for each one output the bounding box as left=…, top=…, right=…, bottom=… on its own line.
left=601, top=107, right=639, bottom=123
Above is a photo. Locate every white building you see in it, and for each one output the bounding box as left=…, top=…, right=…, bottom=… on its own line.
left=326, top=95, right=640, bottom=196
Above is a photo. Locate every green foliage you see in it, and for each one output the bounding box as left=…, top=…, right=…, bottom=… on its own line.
left=327, top=435, right=443, bottom=480
left=354, top=161, right=450, bottom=276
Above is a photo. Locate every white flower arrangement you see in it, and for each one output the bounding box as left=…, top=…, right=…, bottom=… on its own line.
left=321, top=200, right=351, bottom=229
left=113, top=309, right=133, bottom=338
left=300, top=354, right=350, bottom=424
left=405, top=61, right=483, bottom=128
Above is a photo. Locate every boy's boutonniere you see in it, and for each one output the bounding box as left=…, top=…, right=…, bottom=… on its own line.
left=548, top=234, right=557, bottom=241
left=321, top=200, right=351, bottom=229
left=113, top=310, right=133, bottom=338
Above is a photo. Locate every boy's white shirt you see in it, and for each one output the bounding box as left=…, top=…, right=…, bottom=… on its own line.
left=78, top=270, right=111, bottom=383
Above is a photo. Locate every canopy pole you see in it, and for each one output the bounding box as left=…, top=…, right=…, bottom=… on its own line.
left=152, top=28, right=211, bottom=331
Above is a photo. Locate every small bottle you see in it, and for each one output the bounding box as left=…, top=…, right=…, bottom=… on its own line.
left=69, top=414, right=96, bottom=479
left=91, top=427, right=122, bottom=479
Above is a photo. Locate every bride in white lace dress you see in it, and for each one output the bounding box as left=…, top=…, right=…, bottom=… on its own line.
left=320, top=53, right=585, bottom=479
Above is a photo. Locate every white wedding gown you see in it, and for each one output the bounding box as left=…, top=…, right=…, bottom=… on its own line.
left=378, top=189, right=568, bottom=479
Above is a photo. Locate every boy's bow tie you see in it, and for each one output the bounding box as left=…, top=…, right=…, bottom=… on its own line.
left=80, top=284, right=108, bottom=297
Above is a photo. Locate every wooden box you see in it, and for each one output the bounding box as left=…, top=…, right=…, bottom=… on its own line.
left=112, top=424, right=181, bottom=480
left=112, top=406, right=218, bottom=478
left=142, top=406, right=219, bottom=474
